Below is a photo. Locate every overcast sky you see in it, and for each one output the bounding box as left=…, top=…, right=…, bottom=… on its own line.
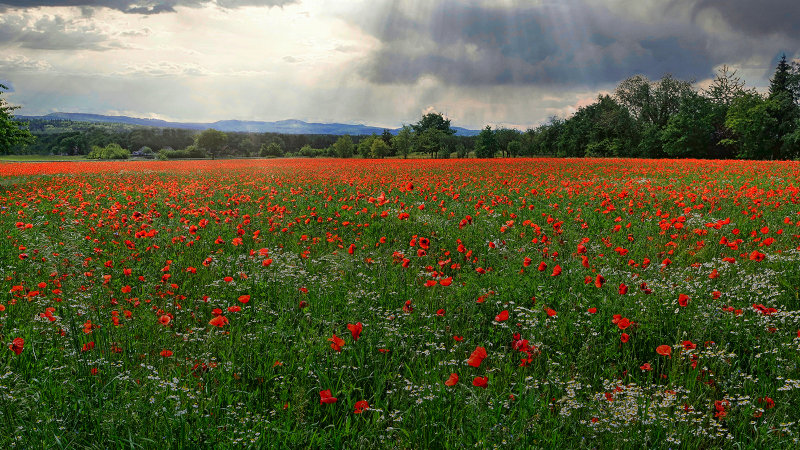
left=1, top=0, right=797, bottom=129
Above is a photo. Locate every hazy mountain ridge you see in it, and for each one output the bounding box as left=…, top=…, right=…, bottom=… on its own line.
left=20, top=113, right=481, bottom=136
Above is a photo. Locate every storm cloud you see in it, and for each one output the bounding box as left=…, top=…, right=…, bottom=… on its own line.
left=353, top=0, right=791, bottom=87
left=1, top=0, right=797, bottom=129
left=691, top=0, right=800, bottom=39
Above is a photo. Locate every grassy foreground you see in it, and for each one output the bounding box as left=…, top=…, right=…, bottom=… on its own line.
left=1, top=158, right=799, bottom=448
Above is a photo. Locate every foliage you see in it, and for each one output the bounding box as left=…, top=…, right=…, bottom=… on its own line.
left=87, top=143, right=130, bottom=159
left=332, top=135, right=355, bottom=158
left=392, top=126, right=412, bottom=159
left=410, top=112, right=455, bottom=136
left=474, top=126, right=498, bottom=158
left=0, top=84, right=35, bottom=154
left=196, top=129, right=228, bottom=159
left=370, top=138, right=390, bottom=159
left=260, top=142, right=284, bottom=158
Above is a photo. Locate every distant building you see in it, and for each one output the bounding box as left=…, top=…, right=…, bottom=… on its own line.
left=132, top=146, right=155, bottom=159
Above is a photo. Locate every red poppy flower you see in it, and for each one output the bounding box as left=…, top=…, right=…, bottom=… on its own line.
left=209, top=315, right=228, bottom=327
left=472, top=376, right=488, bottom=388
left=453, top=335, right=463, bottom=341
left=467, top=346, right=488, bottom=367
left=523, top=257, right=532, bottom=267
left=587, top=307, right=597, bottom=314
left=551, top=265, right=561, bottom=276
left=620, top=333, right=630, bottom=343
left=640, top=362, right=652, bottom=371
left=545, top=308, right=557, bottom=317
left=678, top=294, right=689, bottom=307
left=425, top=280, right=437, bottom=287
left=445, top=373, right=459, bottom=386
left=237, top=294, right=250, bottom=304
left=436, top=309, right=446, bottom=317
left=9, top=337, right=24, bottom=355
left=319, top=390, right=338, bottom=405
left=347, top=322, right=363, bottom=341
left=538, top=261, right=547, bottom=272
left=656, top=345, right=672, bottom=357
left=159, top=315, right=171, bottom=326
left=353, top=400, right=369, bottom=413
left=160, top=349, right=173, bottom=357
left=618, top=283, right=628, bottom=295
left=495, top=310, right=509, bottom=322
left=594, top=274, right=605, bottom=288
left=329, top=334, right=345, bottom=351
left=617, top=318, right=631, bottom=330
left=439, top=277, right=452, bottom=287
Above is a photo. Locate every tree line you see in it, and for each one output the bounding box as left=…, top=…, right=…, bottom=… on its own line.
left=2, top=56, right=799, bottom=160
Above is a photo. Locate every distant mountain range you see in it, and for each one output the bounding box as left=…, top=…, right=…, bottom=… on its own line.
left=19, top=112, right=481, bottom=136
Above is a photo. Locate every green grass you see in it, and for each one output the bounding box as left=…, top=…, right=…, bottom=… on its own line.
left=0, top=157, right=799, bottom=449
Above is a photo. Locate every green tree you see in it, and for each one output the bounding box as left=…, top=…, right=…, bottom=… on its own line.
left=767, top=55, right=800, bottom=159
left=370, top=138, right=390, bottom=159
left=494, top=128, right=521, bottom=157
left=455, top=143, right=468, bottom=158
left=507, top=140, right=521, bottom=157
left=701, top=66, right=753, bottom=159
left=196, top=128, right=228, bottom=160
left=615, top=74, right=692, bottom=128
left=723, top=92, right=777, bottom=159
left=260, top=142, right=284, bottom=157
left=392, top=126, right=412, bottom=159
left=411, top=112, right=456, bottom=136
left=357, top=135, right=378, bottom=158
left=703, top=65, right=750, bottom=107
left=88, top=143, right=130, bottom=159
left=474, top=126, right=498, bottom=158
left=661, top=92, right=715, bottom=158
left=0, top=84, right=35, bottom=154
left=332, top=135, right=354, bottom=158
left=381, top=129, right=395, bottom=156
left=413, top=128, right=446, bottom=158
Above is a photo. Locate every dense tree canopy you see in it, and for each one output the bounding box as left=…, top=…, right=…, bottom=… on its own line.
left=0, top=84, right=35, bottom=154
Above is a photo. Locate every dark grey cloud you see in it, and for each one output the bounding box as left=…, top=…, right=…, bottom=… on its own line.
left=692, top=0, right=800, bottom=38
left=0, top=14, right=119, bottom=50
left=354, top=0, right=785, bottom=87
left=0, top=0, right=294, bottom=15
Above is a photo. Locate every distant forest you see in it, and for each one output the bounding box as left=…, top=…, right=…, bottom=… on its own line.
left=8, top=55, right=800, bottom=160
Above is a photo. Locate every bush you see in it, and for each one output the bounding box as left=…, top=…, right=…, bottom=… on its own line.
left=299, top=145, right=325, bottom=158
left=156, top=146, right=208, bottom=159
left=260, top=142, right=284, bottom=157
left=88, top=143, right=130, bottom=160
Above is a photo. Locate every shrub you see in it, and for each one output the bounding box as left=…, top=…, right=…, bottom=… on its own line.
left=88, top=143, right=130, bottom=160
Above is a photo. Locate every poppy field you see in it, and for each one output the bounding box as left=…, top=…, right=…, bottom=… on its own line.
left=1, top=158, right=800, bottom=448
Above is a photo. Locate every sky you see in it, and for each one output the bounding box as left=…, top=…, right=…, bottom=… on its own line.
left=1, top=0, right=798, bottom=130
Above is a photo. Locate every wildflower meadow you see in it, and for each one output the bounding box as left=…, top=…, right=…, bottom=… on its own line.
left=1, top=157, right=799, bottom=448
